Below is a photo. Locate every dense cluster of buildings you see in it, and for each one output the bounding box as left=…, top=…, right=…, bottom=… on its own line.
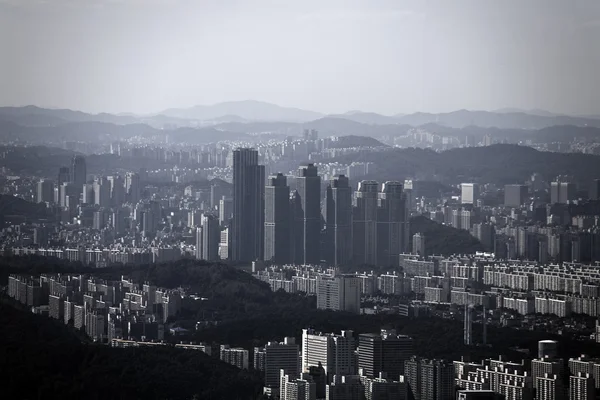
left=7, top=273, right=181, bottom=342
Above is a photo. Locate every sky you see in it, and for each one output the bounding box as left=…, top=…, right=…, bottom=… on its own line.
left=1, top=0, right=600, bottom=116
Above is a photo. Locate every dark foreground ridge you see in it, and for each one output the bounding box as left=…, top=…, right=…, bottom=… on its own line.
left=0, top=301, right=264, bottom=400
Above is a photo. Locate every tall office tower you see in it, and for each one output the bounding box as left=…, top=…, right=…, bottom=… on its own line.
left=551, top=181, right=577, bottom=204
left=57, top=167, right=71, bottom=186
left=264, top=173, right=291, bottom=264
left=316, top=275, right=360, bottom=314
left=108, top=175, right=125, bottom=206
left=33, top=226, right=49, bottom=246
left=93, top=178, right=111, bottom=207
left=301, top=329, right=355, bottom=383
left=256, top=337, right=300, bottom=389
left=59, top=182, right=78, bottom=208
left=353, top=181, right=379, bottom=265
left=504, top=184, right=528, bottom=207
left=199, top=213, right=220, bottom=261
left=358, top=330, right=413, bottom=380
left=112, top=208, right=127, bottom=235
left=294, top=164, right=321, bottom=265
left=412, top=233, right=426, bottom=256
left=377, top=181, right=409, bottom=266
left=461, top=183, right=479, bottom=205
left=37, top=179, right=54, bottom=203
left=71, top=155, right=87, bottom=189
left=420, top=359, right=455, bottom=400
left=232, top=148, right=265, bottom=262
left=219, top=196, right=233, bottom=227
left=570, top=373, right=595, bottom=400
left=464, top=304, right=473, bottom=345
left=589, top=179, right=600, bottom=201
left=326, top=375, right=364, bottom=400
left=325, top=175, right=352, bottom=266
left=125, top=172, right=141, bottom=204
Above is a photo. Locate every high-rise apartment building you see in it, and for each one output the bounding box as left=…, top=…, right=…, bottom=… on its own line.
left=37, top=179, right=55, bottom=203
left=461, top=183, right=479, bottom=205
left=550, top=181, right=577, bottom=204
left=220, top=345, right=249, bottom=369
left=405, top=357, right=454, bottom=400
left=71, top=155, right=87, bottom=189
left=57, top=166, right=71, bottom=186
left=504, top=184, right=528, bottom=207
left=264, top=173, right=291, bottom=264
left=125, top=172, right=141, bottom=204
left=325, top=175, right=352, bottom=267
left=377, top=181, right=409, bottom=266
left=570, top=373, right=595, bottom=400
left=281, top=370, right=317, bottom=400
left=94, top=178, right=111, bottom=207
left=412, top=233, right=426, bottom=257
left=316, top=275, right=360, bottom=314
left=353, top=181, right=379, bottom=265
left=294, top=164, right=321, bottom=265
left=358, top=330, right=413, bottom=380
left=232, top=148, right=265, bottom=262
left=589, top=179, right=600, bottom=201
left=196, top=214, right=220, bottom=261
left=536, top=373, right=564, bottom=400
left=255, top=337, right=300, bottom=389
left=301, top=329, right=356, bottom=382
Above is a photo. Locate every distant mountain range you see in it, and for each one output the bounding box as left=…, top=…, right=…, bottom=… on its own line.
left=2, top=102, right=600, bottom=133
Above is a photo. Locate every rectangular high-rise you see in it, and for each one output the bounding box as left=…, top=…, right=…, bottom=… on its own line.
left=71, top=155, right=87, bottom=189
left=197, top=214, right=220, bottom=261
left=358, top=330, right=413, bottom=380
left=461, top=183, right=479, bottom=205
left=232, top=148, right=265, bottom=262
left=316, top=275, right=360, bottom=314
left=551, top=181, right=576, bottom=204
left=37, top=179, right=55, bottom=203
left=325, top=175, right=352, bottom=267
left=353, top=181, right=379, bottom=265
left=258, top=337, right=300, bottom=389
left=377, top=181, right=409, bottom=266
left=590, top=179, right=600, bottom=201
left=301, top=329, right=355, bottom=383
left=294, top=164, right=321, bottom=265
left=264, top=173, right=291, bottom=264
left=504, top=184, right=528, bottom=207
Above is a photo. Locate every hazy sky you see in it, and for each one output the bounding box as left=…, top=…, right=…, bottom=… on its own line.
left=1, top=0, right=599, bottom=115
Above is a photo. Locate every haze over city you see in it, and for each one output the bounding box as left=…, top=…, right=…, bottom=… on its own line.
left=2, top=0, right=600, bottom=116
left=4, top=1, right=600, bottom=400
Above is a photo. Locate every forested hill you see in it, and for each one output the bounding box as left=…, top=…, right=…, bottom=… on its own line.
left=409, top=216, right=484, bottom=256
left=0, top=302, right=264, bottom=400
left=333, top=144, right=600, bottom=186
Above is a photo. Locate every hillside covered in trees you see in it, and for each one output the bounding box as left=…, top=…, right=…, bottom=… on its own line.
left=334, top=144, right=600, bottom=187
left=409, top=215, right=484, bottom=256
left=0, top=302, right=264, bottom=400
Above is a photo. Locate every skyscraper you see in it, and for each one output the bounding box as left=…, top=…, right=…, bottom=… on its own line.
left=353, top=181, right=379, bottom=265
left=57, top=167, right=70, bottom=186
left=325, top=175, right=352, bottom=267
left=37, top=179, right=54, bottom=203
left=294, top=164, right=321, bottom=265
left=412, top=233, right=426, bottom=256
left=71, top=155, right=87, bottom=189
left=232, top=148, right=265, bottom=262
left=461, top=183, right=479, bottom=205
left=301, top=329, right=355, bottom=382
left=316, top=275, right=360, bottom=314
left=108, top=175, right=125, bottom=206
left=125, top=172, right=141, bottom=204
left=589, top=179, right=600, bottom=201
left=551, top=180, right=576, bottom=204
left=358, top=330, right=413, bottom=380
left=377, top=181, right=409, bottom=266
left=264, top=173, right=291, bottom=264
left=504, top=184, right=528, bottom=207
left=200, top=213, right=220, bottom=261
left=93, top=178, right=111, bottom=207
